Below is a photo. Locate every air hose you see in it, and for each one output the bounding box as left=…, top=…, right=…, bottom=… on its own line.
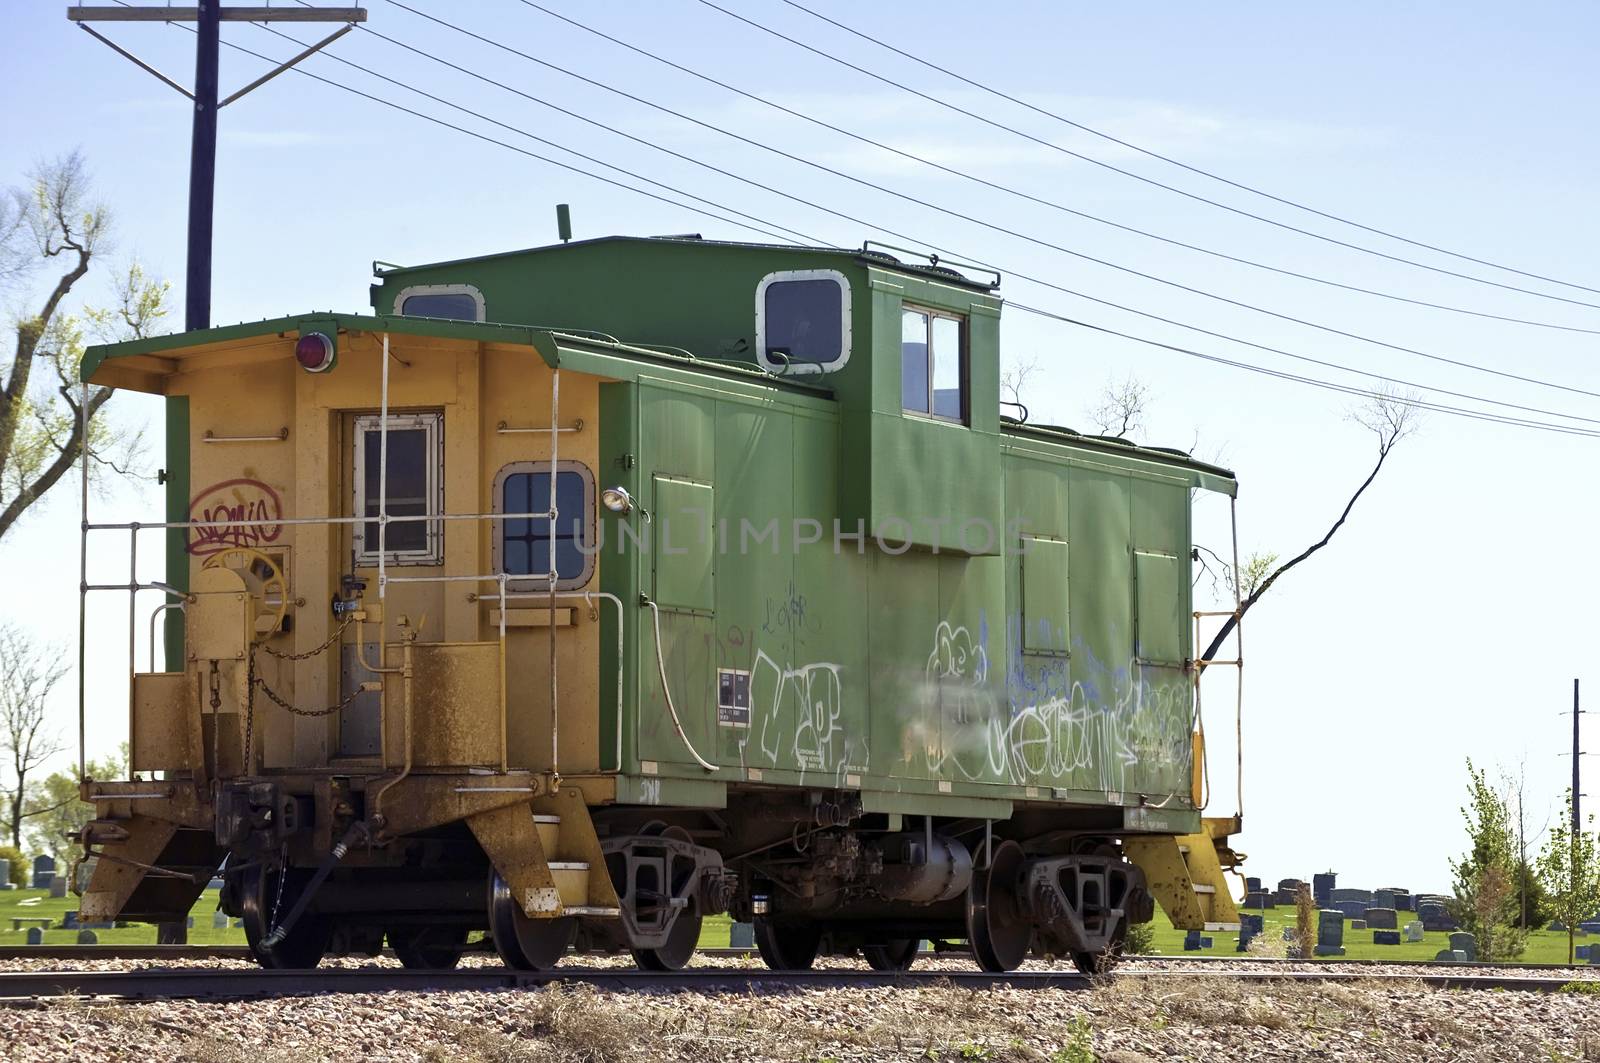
left=260, top=821, right=368, bottom=949
left=643, top=597, right=718, bottom=772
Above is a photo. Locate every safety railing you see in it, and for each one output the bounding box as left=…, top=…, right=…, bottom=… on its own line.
left=76, top=333, right=603, bottom=787
left=1191, top=495, right=1245, bottom=819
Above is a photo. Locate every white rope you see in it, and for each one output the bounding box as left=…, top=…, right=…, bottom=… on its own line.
left=644, top=599, right=717, bottom=772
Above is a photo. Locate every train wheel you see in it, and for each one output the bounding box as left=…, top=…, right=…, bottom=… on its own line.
left=488, top=867, right=575, bottom=970
left=965, top=840, right=1031, bottom=973
left=753, top=918, right=821, bottom=971
left=1070, top=923, right=1126, bottom=976
left=237, top=864, right=331, bottom=969
left=388, top=925, right=467, bottom=970
left=631, top=825, right=701, bottom=971
left=862, top=938, right=920, bottom=972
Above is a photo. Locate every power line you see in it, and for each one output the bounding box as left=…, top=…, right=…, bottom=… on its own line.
left=777, top=0, right=1600, bottom=302
left=506, top=0, right=1600, bottom=336
left=694, top=0, right=1600, bottom=309
left=370, top=0, right=1600, bottom=405
left=153, top=18, right=1600, bottom=437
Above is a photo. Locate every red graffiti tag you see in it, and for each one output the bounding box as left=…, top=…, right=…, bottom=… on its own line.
left=187, top=478, right=285, bottom=556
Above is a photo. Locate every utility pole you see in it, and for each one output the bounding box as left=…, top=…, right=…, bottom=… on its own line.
left=1574, top=678, right=1583, bottom=837
left=67, top=4, right=366, bottom=331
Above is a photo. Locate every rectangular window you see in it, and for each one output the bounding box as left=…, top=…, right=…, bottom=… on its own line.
left=494, top=461, right=595, bottom=589
left=352, top=412, right=443, bottom=566
left=395, top=284, right=485, bottom=322
left=901, top=306, right=966, bottom=422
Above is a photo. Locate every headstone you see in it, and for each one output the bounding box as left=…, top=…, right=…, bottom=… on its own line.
left=1448, top=932, right=1477, bottom=961
left=1330, top=887, right=1373, bottom=906
left=1364, top=907, right=1398, bottom=930
left=1277, top=878, right=1306, bottom=895
left=1578, top=945, right=1592, bottom=961
left=1244, top=891, right=1269, bottom=909
left=1317, top=909, right=1344, bottom=948
left=25, top=927, right=41, bottom=945
left=31, top=855, right=57, bottom=889
left=232, top=919, right=244, bottom=928
left=1200, top=936, right=1213, bottom=948
left=1434, top=949, right=1467, bottom=962
left=212, top=911, right=229, bottom=929
left=1420, top=903, right=1458, bottom=932
left=1184, top=929, right=1203, bottom=951
left=1281, top=927, right=1296, bottom=942
left=0, top=858, right=9, bottom=887
left=1244, top=876, right=1262, bottom=894
left=156, top=922, right=187, bottom=945
left=1240, top=914, right=1264, bottom=933
left=1312, top=872, right=1336, bottom=906
left=1352, top=919, right=1367, bottom=930
left=1337, top=900, right=1367, bottom=918
left=1580, top=922, right=1600, bottom=934
left=0, top=882, right=14, bottom=891
left=1402, top=921, right=1424, bottom=942
left=1591, top=950, right=1600, bottom=967
left=186, top=916, right=195, bottom=929
left=62, top=910, right=78, bottom=930
left=48, top=875, right=67, bottom=899
left=1373, top=930, right=1401, bottom=946
left=1392, top=891, right=1413, bottom=912
left=1373, top=890, right=1396, bottom=910
left=76, top=929, right=97, bottom=945
left=1271, top=891, right=1296, bottom=907
left=1550, top=921, right=1567, bottom=932
left=1237, top=923, right=1255, bottom=952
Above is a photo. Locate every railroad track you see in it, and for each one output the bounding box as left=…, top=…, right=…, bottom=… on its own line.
left=0, top=962, right=1587, bottom=1001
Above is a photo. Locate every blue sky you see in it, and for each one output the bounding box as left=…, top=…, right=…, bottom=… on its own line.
left=4, top=0, right=1598, bottom=891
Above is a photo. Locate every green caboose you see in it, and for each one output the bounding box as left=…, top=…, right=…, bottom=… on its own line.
left=77, top=232, right=1242, bottom=972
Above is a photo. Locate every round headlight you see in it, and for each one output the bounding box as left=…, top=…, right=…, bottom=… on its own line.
left=600, top=486, right=633, bottom=514
left=295, top=332, right=335, bottom=372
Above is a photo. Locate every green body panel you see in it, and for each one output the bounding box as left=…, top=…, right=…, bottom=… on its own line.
left=162, top=395, right=190, bottom=671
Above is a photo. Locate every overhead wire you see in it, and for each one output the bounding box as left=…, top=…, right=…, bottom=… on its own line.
left=506, top=0, right=1600, bottom=336
left=694, top=0, right=1600, bottom=309
left=776, top=0, right=1600, bottom=301
left=140, top=12, right=1600, bottom=438
left=361, top=0, right=1600, bottom=406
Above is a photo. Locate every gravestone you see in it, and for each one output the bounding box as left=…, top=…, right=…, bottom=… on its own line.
left=1581, top=922, right=1600, bottom=934
left=1364, top=907, right=1398, bottom=930
left=186, top=916, right=195, bottom=929
left=1184, top=930, right=1203, bottom=951
left=1337, top=901, right=1367, bottom=919
left=1551, top=921, right=1567, bottom=932
left=1200, top=936, right=1213, bottom=948
left=48, top=875, right=67, bottom=899
left=0, top=858, right=9, bottom=887
left=31, top=855, right=56, bottom=889
left=1434, top=949, right=1468, bottom=962
left=1271, top=891, right=1296, bottom=907
left=1419, top=903, right=1458, bottom=932
left=1237, top=923, right=1255, bottom=952
left=62, top=911, right=78, bottom=930
left=1330, top=887, right=1373, bottom=906
left=1315, top=909, right=1345, bottom=956
left=232, top=919, right=244, bottom=928
left=1390, top=890, right=1413, bottom=912
left=1402, top=921, right=1424, bottom=943
left=1591, top=950, right=1600, bottom=967
left=1373, top=930, right=1401, bottom=946
left=1352, top=919, right=1367, bottom=930
left=76, top=929, right=97, bottom=945
left=1244, top=891, right=1269, bottom=910
left=1312, top=872, right=1336, bottom=906
left=1277, top=878, right=1305, bottom=894
left=1240, top=914, right=1264, bottom=933
left=1373, top=890, right=1395, bottom=909
left=1448, top=932, right=1477, bottom=961
left=25, top=927, right=41, bottom=945
left=1281, top=927, right=1296, bottom=942
left=206, top=878, right=224, bottom=891
left=1244, top=876, right=1262, bottom=894
left=1578, top=945, right=1592, bottom=961
left=212, top=911, right=229, bottom=930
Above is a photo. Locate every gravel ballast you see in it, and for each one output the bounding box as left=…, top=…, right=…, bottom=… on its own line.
left=1, top=957, right=1596, bottom=1062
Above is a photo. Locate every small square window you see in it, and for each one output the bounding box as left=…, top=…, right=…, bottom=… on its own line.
left=756, top=270, right=851, bottom=373
left=352, top=412, right=443, bottom=566
left=494, top=461, right=595, bottom=590
left=901, top=306, right=966, bottom=423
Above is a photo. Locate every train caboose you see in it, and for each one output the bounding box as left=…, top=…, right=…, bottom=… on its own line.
left=75, top=232, right=1243, bottom=972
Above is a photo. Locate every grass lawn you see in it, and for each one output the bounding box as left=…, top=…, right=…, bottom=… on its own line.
left=0, top=886, right=1588, bottom=964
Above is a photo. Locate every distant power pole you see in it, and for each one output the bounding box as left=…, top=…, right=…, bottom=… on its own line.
left=67, top=4, right=367, bottom=331
left=1575, top=678, right=1584, bottom=837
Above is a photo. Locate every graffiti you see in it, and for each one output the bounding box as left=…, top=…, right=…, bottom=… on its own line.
left=920, top=616, right=1192, bottom=796
left=745, top=648, right=864, bottom=781
left=188, top=478, right=284, bottom=556
left=760, top=581, right=818, bottom=641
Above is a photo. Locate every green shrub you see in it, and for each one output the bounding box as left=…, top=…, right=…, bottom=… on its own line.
left=0, top=845, right=27, bottom=888
left=1123, top=919, right=1156, bottom=955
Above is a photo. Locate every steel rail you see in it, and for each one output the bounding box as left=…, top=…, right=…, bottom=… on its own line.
left=0, top=964, right=1586, bottom=1002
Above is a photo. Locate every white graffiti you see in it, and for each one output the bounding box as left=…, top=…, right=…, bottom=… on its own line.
left=921, top=618, right=1191, bottom=795
left=746, top=649, right=862, bottom=780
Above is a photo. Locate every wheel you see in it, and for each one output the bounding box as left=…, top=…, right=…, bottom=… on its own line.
left=389, top=925, right=468, bottom=970
left=965, top=840, right=1032, bottom=972
left=863, top=938, right=920, bottom=971
left=488, top=867, right=575, bottom=970
left=630, top=825, right=702, bottom=971
left=753, top=917, right=821, bottom=971
left=236, top=864, right=331, bottom=969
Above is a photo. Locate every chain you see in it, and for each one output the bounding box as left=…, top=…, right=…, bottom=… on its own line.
left=244, top=649, right=256, bottom=773
left=259, top=617, right=354, bottom=661
left=246, top=616, right=362, bottom=722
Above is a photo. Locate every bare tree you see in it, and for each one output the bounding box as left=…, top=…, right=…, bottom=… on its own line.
left=0, top=625, right=69, bottom=848
left=1197, top=390, right=1419, bottom=668
left=0, top=151, right=169, bottom=540
left=1000, top=354, right=1040, bottom=422
left=1087, top=374, right=1150, bottom=439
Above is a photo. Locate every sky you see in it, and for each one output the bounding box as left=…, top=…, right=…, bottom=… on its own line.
left=3, top=0, right=1598, bottom=892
